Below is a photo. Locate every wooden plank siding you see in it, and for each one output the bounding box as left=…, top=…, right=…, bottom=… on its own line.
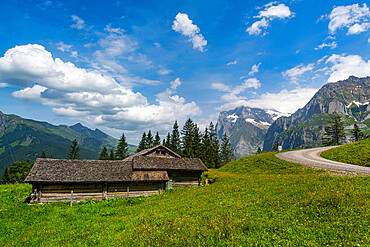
left=32, top=181, right=166, bottom=203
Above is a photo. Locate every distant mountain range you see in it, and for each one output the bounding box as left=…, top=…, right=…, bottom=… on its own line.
left=215, top=106, right=286, bottom=157
left=0, top=112, right=136, bottom=175
left=263, top=76, right=370, bottom=151
left=216, top=76, right=370, bottom=156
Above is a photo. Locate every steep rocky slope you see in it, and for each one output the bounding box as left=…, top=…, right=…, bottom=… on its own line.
left=263, top=76, right=370, bottom=151
left=216, top=106, right=278, bottom=157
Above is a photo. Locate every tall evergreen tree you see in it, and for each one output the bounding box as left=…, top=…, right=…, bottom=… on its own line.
left=256, top=147, right=262, bottom=154
left=170, top=121, right=181, bottom=153
left=146, top=130, right=154, bottom=148
left=0, top=166, right=10, bottom=184
left=136, top=132, right=147, bottom=153
left=351, top=123, right=364, bottom=142
left=191, top=124, right=203, bottom=159
left=99, top=147, right=110, bottom=160
left=181, top=118, right=195, bottom=157
left=109, top=149, right=115, bottom=160
left=67, top=139, right=80, bottom=159
left=153, top=132, right=161, bottom=146
left=322, top=112, right=345, bottom=146
left=164, top=133, right=171, bottom=148
left=40, top=151, right=47, bottom=158
left=209, top=122, right=221, bottom=168
left=220, top=133, right=233, bottom=166
left=115, top=133, right=129, bottom=159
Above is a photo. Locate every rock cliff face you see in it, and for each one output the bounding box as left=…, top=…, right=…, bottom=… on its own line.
left=263, top=76, right=370, bottom=151
left=216, top=106, right=278, bottom=157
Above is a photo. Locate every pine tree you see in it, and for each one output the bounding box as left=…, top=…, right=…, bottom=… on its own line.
left=146, top=130, right=154, bottom=148
left=0, top=166, right=10, bottom=184
left=115, top=133, right=129, bottom=159
left=220, top=133, right=233, bottom=166
left=170, top=121, right=181, bottom=153
left=136, top=132, right=147, bottom=153
left=351, top=123, right=364, bottom=142
left=272, top=141, right=279, bottom=152
left=209, top=122, right=221, bottom=168
left=40, top=151, right=47, bottom=158
left=164, top=133, right=171, bottom=148
left=99, top=147, right=110, bottom=160
left=256, top=147, right=262, bottom=154
left=201, top=127, right=211, bottom=167
left=67, top=139, right=80, bottom=159
left=153, top=132, right=161, bottom=146
left=191, top=124, right=202, bottom=159
left=109, top=149, right=115, bottom=160
left=322, top=112, right=345, bottom=146
left=181, top=118, right=195, bottom=157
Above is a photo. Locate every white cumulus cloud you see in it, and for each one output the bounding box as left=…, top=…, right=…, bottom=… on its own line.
left=218, top=87, right=319, bottom=114
left=328, top=4, right=370, bottom=35
left=315, top=41, right=337, bottom=50
left=282, top=63, right=315, bottom=84
left=71, top=15, right=86, bottom=30
left=248, top=63, right=261, bottom=76
left=247, top=3, right=294, bottom=36
left=0, top=44, right=201, bottom=136
left=172, top=13, right=207, bottom=52
left=326, top=54, right=370, bottom=82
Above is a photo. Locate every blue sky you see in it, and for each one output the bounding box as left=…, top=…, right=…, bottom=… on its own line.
left=0, top=0, right=370, bottom=143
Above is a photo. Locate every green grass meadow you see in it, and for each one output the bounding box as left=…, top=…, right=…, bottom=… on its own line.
left=321, top=138, right=370, bottom=167
left=0, top=153, right=369, bottom=246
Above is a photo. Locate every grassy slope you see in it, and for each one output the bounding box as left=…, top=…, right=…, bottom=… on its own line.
left=321, top=138, right=370, bottom=167
left=0, top=153, right=369, bottom=246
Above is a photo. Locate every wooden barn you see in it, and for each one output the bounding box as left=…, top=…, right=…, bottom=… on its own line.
left=25, top=145, right=208, bottom=203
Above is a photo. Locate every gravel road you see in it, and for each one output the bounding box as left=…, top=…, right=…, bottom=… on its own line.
left=275, top=146, right=370, bottom=175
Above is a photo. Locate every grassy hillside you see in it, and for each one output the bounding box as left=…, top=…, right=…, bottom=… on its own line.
left=321, top=138, right=370, bottom=167
left=0, top=153, right=369, bottom=246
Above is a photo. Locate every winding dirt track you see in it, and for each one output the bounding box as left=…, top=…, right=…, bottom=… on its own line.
left=275, top=146, right=370, bottom=175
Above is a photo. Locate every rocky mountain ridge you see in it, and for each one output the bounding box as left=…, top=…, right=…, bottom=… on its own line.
left=263, top=76, right=370, bottom=151
left=216, top=106, right=280, bottom=157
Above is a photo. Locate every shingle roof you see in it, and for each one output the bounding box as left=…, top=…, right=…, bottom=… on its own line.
left=133, top=156, right=208, bottom=171
left=25, top=159, right=133, bottom=183
left=26, top=159, right=170, bottom=183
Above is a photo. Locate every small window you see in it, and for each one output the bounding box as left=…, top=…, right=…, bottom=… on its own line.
left=161, top=150, right=166, bottom=155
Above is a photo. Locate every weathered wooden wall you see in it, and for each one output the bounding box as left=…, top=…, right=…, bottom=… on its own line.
left=31, top=181, right=166, bottom=203
left=168, top=171, right=202, bottom=189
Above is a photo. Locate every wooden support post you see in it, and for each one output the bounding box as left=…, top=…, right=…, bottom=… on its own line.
left=102, top=183, right=108, bottom=200
left=38, top=190, right=42, bottom=203
left=126, top=187, right=129, bottom=198
left=15, top=191, right=22, bottom=207
left=70, top=190, right=73, bottom=207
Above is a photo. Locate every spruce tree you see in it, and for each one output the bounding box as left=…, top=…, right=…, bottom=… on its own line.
left=220, top=133, right=233, bottom=166
left=192, top=124, right=202, bottom=159
left=153, top=132, right=161, bottom=146
left=99, top=147, right=110, bottom=160
left=170, top=121, right=181, bottom=153
left=136, top=132, right=147, bottom=153
left=67, top=139, right=80, bottom=159
left=0, top=166, right=10, bottom=184
left=109, top=149, right=115, bottom=160
left=40, top=151, right=47, bottom=158
left=351, top=123, right=364, bottom=142
left=209, top=122, right=221, bottom=168
left=322, top=112, right=345, bottom=146
left=256, top=147, right=262, bottom=154
left=181, top=118, right=195, bottom=157
left=164, top=133, right=171, bottom=148
left=115, top=133, right=129, bottom=159
left=201, top=127, right=212, bottom=168
left=146, top=130, right=154, bottom=148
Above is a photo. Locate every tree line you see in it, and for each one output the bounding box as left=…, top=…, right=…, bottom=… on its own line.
left=135, top=119, right=234, bottom=169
